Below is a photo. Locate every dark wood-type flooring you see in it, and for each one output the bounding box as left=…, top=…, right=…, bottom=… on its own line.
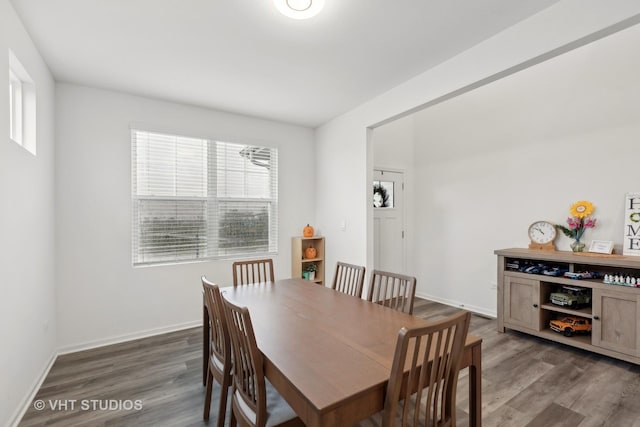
left=20, top=298, right=640, bottom=426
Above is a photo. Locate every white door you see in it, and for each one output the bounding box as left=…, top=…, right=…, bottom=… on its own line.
left=373, top=170, right=405, bottom=273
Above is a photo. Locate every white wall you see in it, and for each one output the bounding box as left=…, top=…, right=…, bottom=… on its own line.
left=0, top=0, right=57, bottom=425
left=315, top=1, right=640, bottom=313
left=55, top=83, right=315, bottom=350
left=408, top=23, right=640, bottom=313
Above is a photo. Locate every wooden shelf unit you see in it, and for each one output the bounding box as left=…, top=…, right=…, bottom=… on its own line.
left=496, top=248, right=640, bottom=365
left=292, top=236, right=325, bottom=286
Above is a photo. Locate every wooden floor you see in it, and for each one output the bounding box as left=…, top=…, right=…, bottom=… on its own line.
left=19, top=298, right=640, bottom=427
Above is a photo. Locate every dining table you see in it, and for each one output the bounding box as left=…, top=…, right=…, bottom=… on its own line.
left=203, top=278, right=482, bottom=427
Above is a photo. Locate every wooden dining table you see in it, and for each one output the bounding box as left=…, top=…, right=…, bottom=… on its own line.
left=203, top=278, right=482, bottom=427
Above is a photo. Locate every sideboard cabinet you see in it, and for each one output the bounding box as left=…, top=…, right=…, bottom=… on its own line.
left=496, top=248, right=640, bottom=364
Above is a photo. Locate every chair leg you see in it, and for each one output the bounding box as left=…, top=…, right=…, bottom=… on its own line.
left=203, top=303, right=209, bottom=386
left=230, top=406, right=237, bottom=427
left=204, top=369, right=213, bottom=420
left=217, top=374, right=230, bottom=427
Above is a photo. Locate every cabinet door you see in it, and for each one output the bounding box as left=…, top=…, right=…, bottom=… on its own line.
left=504, top=276, right=540, bottom=331
left=592, top=289, right=640, bottom=357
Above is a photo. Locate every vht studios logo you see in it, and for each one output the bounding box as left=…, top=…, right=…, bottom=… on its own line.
left=33, top=399, right=143, bottom=411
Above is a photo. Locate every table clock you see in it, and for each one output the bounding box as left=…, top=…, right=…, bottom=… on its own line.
left=528, top=220, right=557, bottom=251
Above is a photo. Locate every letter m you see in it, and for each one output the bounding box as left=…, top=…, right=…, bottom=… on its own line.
left=627, top=224, right=640, bottom=237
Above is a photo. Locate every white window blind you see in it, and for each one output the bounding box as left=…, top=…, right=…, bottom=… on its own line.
left=131, top=130, right=278, bottom=266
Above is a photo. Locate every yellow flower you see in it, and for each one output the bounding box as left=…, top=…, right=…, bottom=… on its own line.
left=570, top=200, right=595, bottom=218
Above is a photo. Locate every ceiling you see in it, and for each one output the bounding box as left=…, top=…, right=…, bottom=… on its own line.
left=10, top=0, right=560, bottom=128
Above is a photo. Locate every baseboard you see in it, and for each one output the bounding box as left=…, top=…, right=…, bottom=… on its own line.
left=57, top=320, right=201, bottom=355
left=416, top=292, right=497, bottom=319
left=10, top=351, right=57, bottom=427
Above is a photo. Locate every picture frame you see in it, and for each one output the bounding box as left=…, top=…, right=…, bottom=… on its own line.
left=373, top=180, right=394, bottom=208
left=623, top=192, right=640, bottom=256
left=588, top=240, right=614, bottom=254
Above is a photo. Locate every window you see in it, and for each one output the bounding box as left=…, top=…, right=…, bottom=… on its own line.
left=9, top=69, right=22, bottom=143
left=8, top=49, right=36, bottom=155
left=131, top=130, right=278, bottom=265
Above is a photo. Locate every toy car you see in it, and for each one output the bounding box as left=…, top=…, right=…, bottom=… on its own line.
left=550, top=316, right=592, bottom=337
left=550, top=285, right=591, bottom=308
left=506, top=261, right=520, bottom=270
left=563, top=271, right=598, bottom=280
left=542, top=267, right=568, bottom=277
left=524, top=265, right=543, bottom=274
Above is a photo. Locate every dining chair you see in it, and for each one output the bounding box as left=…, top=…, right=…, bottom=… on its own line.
left=232, top=258, right=275, bottom=286
left=331, top=261, right=366, bottom=298
left=202, top=277, right=232, bottom=427
left=221, top=296, right=304, bottom=427
left=382, top=310, right=471, bottom=427
left=366, top=270, right=417, bottom=315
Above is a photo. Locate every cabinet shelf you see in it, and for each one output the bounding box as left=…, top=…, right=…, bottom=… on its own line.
left=497, top=248, right=640, bottom=365
left=538, top=328, right=592, bottom=349
left=504, top=270, right=640, bottom=294
left=540, top=303, right=592, bottom=318
left=292, top=236, right=325, bottom=286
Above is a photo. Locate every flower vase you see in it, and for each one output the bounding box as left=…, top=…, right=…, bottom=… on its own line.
left=571, top=240, right=585, bottom=252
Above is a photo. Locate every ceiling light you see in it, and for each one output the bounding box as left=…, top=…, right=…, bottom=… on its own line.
left=274, top=0, right=325, bottom=20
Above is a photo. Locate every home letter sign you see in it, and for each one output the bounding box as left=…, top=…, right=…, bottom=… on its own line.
left=623, top=192, right=640, bottom=256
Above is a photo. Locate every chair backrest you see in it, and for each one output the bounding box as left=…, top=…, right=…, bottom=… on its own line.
left=202, top=276, right=231, bottom=378
left=221, top=296, right=268, bottom=427
left=366, top=270, right=417, bottom=315
left=331, top=262, right=366, bottom=298
left=232, top=258, right=275, bottom=286
left=382, top=311, right=471, bottom=427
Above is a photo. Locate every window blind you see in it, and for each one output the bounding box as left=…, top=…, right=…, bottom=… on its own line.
left=132, top=130, right=278, bottom=265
